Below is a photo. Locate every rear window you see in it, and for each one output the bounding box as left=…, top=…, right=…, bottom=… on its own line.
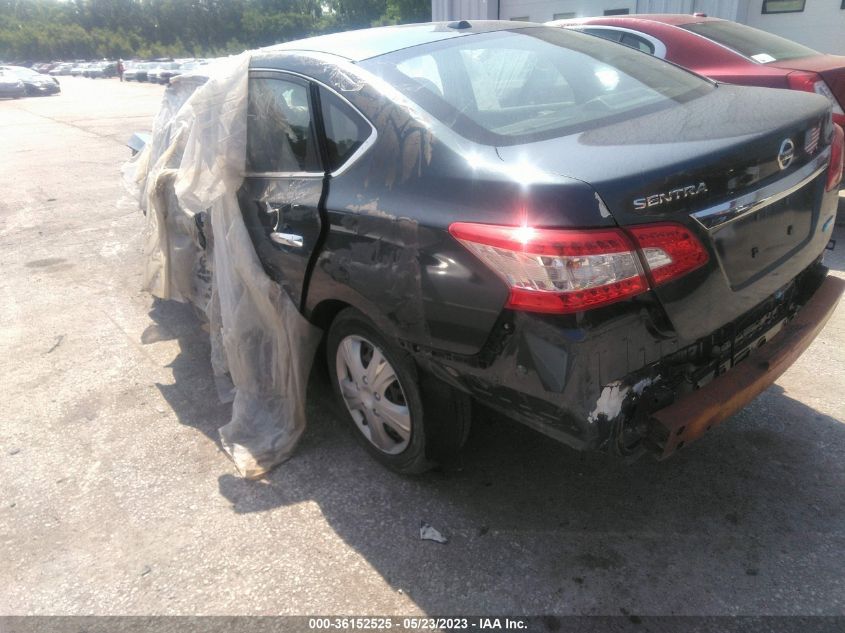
left=361, top=27, right=711, bottom=146
left=682, top=20, right=818, bottom=63
left=9, top=67, right=37, bottom=79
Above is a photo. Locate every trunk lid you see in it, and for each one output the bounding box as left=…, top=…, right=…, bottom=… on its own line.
left=497, top=84, right=836, bottom=341
left=770, top=54, right=845, bottom=110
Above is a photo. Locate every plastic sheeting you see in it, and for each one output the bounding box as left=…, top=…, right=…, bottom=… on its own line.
left=123, top=54, right=322, bottom=478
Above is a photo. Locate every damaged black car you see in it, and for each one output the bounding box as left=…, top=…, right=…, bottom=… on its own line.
left=137, top=22, right=845, bottom=474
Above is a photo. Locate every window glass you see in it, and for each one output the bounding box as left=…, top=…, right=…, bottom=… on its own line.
left=620, top=33, right=655, bottom=54
left=7, top=66, right=38, bottom=79
left=319, top=88, right=371, bottom=171
left=396, top=54, right=443, bottom=95
left=361, top=28, right=711, bottom=146
left=584, top=28, right=622, bottom=42
left=682, top=20, right=817, bottom=62
left=459, top=47, right=574, bottom=111
left=553, top=12, right=576, bottom=19
left=604, top=9, right=630, bottom=15
left=247, top=77, right=320, bottom=173
left=762, top=0, right=805, bottom=13
left=510, top=16, right=530, bottom=21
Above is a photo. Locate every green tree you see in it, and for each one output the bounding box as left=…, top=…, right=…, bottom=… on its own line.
left=0, top=0, right=435, bottom=61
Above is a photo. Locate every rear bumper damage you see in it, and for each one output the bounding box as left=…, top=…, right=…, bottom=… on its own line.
left=426, top=262, right=843, bottom=459
left=650, top=274, right=844, bottom=458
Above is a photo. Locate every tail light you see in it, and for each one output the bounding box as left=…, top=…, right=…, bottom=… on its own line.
left=827, top=123, right=844, bottom=192
left=626, top=223, right=710, bottom=286
left=787, top=72, right=845, bottom=115
left=449, top=222, right=708, bottom=314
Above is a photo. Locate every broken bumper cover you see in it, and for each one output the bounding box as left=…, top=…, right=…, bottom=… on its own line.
left=650, top=274, right=845, bottom=458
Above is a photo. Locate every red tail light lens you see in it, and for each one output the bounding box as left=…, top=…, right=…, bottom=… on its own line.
left=788, top=72, right=845, bottom=115
left=448, top=223, right=648, bottom=314
left=449, top=221, right=709, bottom=314
left=626, top=223, right=710, bottom=286
left=827, top=123, right=844, bottom=192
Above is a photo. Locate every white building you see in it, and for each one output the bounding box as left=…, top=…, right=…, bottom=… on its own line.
left=431, top=1, right=845, bottom=55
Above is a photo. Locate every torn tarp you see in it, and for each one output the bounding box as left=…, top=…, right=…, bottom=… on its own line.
left=122, top=53, right=321, bottom=478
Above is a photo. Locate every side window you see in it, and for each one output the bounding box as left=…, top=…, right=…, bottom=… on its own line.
left=584, top=28, right=622, bottom=43
left=247, top=76, right=321, bottom=173
left=620, top=33, right=655, bottom=54
left=319, top=88, right=372, bottom=172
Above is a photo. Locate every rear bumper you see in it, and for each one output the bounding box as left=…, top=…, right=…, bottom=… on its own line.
left=650, top=274, right=844, bottom=458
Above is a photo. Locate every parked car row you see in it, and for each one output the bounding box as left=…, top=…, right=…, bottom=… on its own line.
left=0, top=58, right=211, bottom=86
left=0, top=65, right=60, bottom=97
left=30, top=61, right=60, bottom=74
left=48, top=62, right=75, bottom=76
left=129, top=18, right=844, bottom=473
left=1, top=60, right=116, bottom=78
left=124, top=59, right=209, bottom=84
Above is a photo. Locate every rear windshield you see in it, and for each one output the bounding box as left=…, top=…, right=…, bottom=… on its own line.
left=9, top=67, right=37, bottom=78
left=360, top=27, right=711, bottom=146
left=682, top=20, right=818, bottom=63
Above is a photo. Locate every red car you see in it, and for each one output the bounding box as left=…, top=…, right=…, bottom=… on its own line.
left=551, top=14, right=845, bottom=128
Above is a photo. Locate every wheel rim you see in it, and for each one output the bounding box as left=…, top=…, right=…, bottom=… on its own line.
left=335, top=334, right=412, bottom=455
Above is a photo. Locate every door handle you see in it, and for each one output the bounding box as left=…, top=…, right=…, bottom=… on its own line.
left=270, top=232, right=304, bottom=248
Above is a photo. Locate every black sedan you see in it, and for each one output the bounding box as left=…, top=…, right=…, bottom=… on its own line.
left=166, top=22, right=845, bottom=472
left=1, top=65, right=60, bottom=95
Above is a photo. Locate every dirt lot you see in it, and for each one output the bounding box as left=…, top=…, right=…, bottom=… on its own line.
left=2, top=76, right=845, bottom=617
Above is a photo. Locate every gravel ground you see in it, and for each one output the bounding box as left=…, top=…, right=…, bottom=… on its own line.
left=1, top=76, right=845, bottom=617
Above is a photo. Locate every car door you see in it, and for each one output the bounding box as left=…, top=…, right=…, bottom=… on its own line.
left=238, top=71, right=326, bottom=309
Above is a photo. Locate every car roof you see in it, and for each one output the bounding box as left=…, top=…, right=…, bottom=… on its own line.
left=262, top=20, right=540, bottom=62
left=554, top=13, right=720, bottom=27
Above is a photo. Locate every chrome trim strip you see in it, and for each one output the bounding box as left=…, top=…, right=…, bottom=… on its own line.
left=249, top=67, right=378, bottom=178
left=270, top=232, right=304, bottom=248
left=691, top=147, right=831, bottom=232
left=245, top=171, right=323, bottom=179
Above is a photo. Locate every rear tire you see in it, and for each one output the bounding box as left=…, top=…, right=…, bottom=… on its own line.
left=326, top=308, right=471, bottom=474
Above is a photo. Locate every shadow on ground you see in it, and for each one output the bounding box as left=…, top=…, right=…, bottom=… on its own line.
left=147, top=289, right=845, bottom=615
